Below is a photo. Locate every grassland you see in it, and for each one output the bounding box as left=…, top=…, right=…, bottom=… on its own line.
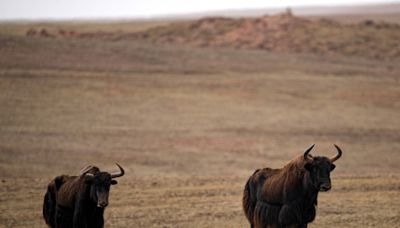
left=0, top=19, right=400, bottom=227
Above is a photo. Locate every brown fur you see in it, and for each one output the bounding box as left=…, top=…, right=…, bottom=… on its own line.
left=43, top=175, right=73, bottom=227
left=43, top=166, right=116, bottom=228
left=243, top=153, right=337, bottom=228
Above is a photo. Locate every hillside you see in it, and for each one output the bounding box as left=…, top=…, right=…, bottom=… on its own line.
left=132, top=12, right=400, bottom=60
left=24, top=11, right=400, bottom=60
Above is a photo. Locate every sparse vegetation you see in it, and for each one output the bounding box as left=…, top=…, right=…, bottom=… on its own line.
left=0, top=10, right=400, bottom=227
left=17, top=13, right=400, bottom=61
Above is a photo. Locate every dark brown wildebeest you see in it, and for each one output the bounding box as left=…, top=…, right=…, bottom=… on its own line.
left=243, top=145, right=342, bottom=228
left=43, top=163, right=124, bottom=228
left=43, top=165, right=100, bottom=227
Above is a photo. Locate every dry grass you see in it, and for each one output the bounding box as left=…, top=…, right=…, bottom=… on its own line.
left=0, top=20, right=400, bottom=227
left=1, top=176, right=399, bottom=227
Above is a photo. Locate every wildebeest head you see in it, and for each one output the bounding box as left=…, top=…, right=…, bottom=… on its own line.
left=83, top=163, right=125, bottom=208
left=303, top=144, right=342, bottom=192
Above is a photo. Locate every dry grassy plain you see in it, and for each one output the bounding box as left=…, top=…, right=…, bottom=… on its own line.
left=0, top=20, right=400, bottom=227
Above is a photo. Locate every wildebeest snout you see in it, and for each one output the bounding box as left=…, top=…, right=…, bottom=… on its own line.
left=97, top=200, right=108, bottom=208
left=320, top=182, right=331, bottom=191
left=97, top=193, right=109, bottom=208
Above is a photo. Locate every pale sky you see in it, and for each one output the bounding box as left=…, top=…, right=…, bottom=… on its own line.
left=0, top=0, right=398, bottom=20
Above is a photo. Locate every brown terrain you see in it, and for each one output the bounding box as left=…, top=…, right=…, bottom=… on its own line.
left=139, top=14, right=400, bottom=60
left=20, top=10, right=400, bottom=61
left=1, top=4, right=400, bottom=228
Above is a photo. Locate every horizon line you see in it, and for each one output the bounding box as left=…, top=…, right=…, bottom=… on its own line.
left=0, top=1, right=399, bottom=23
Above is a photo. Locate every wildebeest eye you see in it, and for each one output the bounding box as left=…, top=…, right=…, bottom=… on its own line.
left=330, top=164, right=336, bottom=171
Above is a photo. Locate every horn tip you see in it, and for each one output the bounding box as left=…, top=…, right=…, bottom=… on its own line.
left=331, top=144, right=343, bottom=162
left=333, top=144, right=342, bottom=151
left=111, top=162, right=125, bottom=178
left=115, top=162, right=124, bottom=170
left=306, top=144, right=316, bottom=151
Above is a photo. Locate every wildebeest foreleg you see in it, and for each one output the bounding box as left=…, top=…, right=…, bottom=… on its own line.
left=72, top=203, right=87, bottom=228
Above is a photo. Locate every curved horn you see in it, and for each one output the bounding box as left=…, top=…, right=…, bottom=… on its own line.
left=304, top=144, right=315, bottom=162
left=110, top=163, right=125, bottom=178
left=330, top=144, right=342, bottom=162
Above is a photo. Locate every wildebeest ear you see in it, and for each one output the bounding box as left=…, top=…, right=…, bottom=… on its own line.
left=111, top=180, right=118, bottom=185
left=330, top=164, right=336, bottom=171
left=304, top=163, right=312, bottom=171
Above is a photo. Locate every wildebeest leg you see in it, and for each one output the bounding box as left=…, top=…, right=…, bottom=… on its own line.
left=72, top=202, right=87, bottom=228
left=55, top=204, right=73, bottom=228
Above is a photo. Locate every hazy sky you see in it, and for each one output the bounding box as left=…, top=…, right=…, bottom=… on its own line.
left=0, top=0, right=398, bottom=20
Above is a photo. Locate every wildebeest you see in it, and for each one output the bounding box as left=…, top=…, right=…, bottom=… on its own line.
left=43, top=163, right=124, bottom=228
left=243, top=144, right=342, bottom=228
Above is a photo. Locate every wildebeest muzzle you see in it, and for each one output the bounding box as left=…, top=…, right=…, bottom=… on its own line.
left=97, top=192, right=109, bottom=208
